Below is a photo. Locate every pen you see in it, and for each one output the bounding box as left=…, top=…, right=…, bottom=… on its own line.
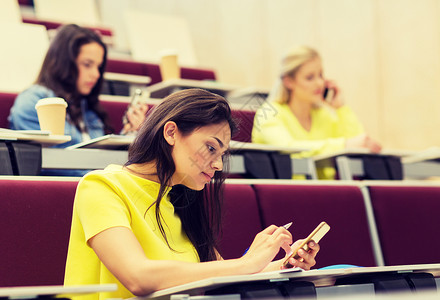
left=242, top=222, right=293, bottom=255
left=283, top=222, right=293, bottom=230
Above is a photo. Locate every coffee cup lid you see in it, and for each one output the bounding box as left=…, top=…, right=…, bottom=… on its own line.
left=159, top=48, right=178, bottom=57
left=35, top=97, right=68, bottom=109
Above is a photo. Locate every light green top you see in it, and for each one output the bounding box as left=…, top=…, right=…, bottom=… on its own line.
left=252, top=102, right=364, bottom=179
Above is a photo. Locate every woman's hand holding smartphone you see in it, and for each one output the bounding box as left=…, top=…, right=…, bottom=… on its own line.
left=283, top=222, right=329, bottom=269
left=323, top=80, right=344, bottom=108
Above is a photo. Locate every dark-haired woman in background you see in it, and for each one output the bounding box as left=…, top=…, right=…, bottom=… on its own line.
left=8, top=23, right=147, bottom=146
left=64, top=89, right=320, bottom=300
left=8, top=24, right=147, bottom=175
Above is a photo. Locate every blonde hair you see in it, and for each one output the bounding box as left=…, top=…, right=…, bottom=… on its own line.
left=268, top=46, right=320, bottom=104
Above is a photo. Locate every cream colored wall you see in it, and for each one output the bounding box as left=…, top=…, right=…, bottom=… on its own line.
left=375, top=0, right=440, bottom=150
left=100, top=0, right=440, bottom=150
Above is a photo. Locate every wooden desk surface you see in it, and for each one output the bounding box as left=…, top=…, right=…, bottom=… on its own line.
left=65, top=135, right=309, bottom=153
left=227, top=86, right=270, bottom=98
left=147, top=78, right=239, bottom=98
left=0, top=284, right=117, bottom=298
left=313, top=148, right=416, bottom=162
left=0, top=130, right=71, bottom=146
left=140, top=263, right=440, bottom=299
left=401, top=146, right=440, bottom=164
left=104, top=72, right=151, bottom=85
left=229, top=140, right=308, bottom=153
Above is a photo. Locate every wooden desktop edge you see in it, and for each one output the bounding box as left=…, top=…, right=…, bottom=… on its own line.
left=146, top=79, right=239, bottom=93
left=0, top=284, right=117, bottom=298
left=0, top=133, right=71, bottom=146
left=227, top=86, right=270, bottom=98
left=65, top=134, right=134, bottom=149
left=401, top=147, right=440, bottom=164
left=313, top=148, right=416, bottom=162
left=104, top=72, right=152, bottom=85
left=229, top=141, right=308, bottom=153
left=133, top=263, right=440, bottom=300
left=64, top=135, right=308, bottom=153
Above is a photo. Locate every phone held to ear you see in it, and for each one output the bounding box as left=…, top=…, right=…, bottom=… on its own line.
left=323, top=87, right=335, bottom=102
left=283, top=221, right=330, bottom=268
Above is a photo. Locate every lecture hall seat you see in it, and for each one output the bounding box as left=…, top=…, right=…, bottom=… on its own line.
left=366, top=184, right=440, bottom=266
left=98, top=99, right=129, bottom=133
left=22, top=17, right=114, bottom=38
left=0, top=91, right=149, bottom=134
left=252, top=183, right=377, bottom=269
left=106, top=58, right=216, bottom=85
left=216, top=184, right=263, bottom=259
left=99, top=97, right=255, bottom=136
left=0, top=92, right=17, bottom=128
left=0, top=178, right=79, bottom=287
left=99, top=98, right=155, bottom=133
left=0, top=179, right=263, bottom=286
left=0, top=91, right=137, bottom=133
left=231, top=110, right=256, bottom=143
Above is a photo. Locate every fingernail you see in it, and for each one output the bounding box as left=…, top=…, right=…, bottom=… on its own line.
left=310, top=242, right=315, bottom=247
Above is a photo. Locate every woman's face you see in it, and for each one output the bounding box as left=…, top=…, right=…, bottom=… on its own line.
left=284, top=57, right=325, bottom=105
left=75, top=42, right=104, bottom=96
left=169, top=121, right=231, bottom=191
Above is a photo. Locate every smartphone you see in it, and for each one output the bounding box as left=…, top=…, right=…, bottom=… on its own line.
left=122, top=89, right=149, bottom=125
left=323, top=87, right=329, bottom=99
left=323, top=87, right=335, bottom=102
left=283, top=221, right=330, bottom=267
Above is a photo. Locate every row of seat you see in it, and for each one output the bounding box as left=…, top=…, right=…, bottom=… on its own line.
left=21, top=17, right=113, bottom=39
left=106, top=58, right=216, bottom=85
left=0, top=18, right=216, bottom=94
left=15, top=0, right=113, bottom=40
left=0, top=92, right=255, bottom=142
left=1, top=177, right=439, bottom=287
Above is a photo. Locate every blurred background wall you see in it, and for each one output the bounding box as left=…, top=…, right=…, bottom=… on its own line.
left=22, top=0, right=440, bottom=150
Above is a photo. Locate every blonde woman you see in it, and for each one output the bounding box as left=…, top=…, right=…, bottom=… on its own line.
left=252, top=46, right=381, bottom=179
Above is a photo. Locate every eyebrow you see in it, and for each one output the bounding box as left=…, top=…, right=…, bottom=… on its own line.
left=79, top=58, right=103, bottom=68
left=80, top=58, right=101, bottom=64
left=212, top=136, right=225, bottom=149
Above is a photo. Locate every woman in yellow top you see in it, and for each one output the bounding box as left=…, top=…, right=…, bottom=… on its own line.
left=252, top=46, right=381, bottom=179
left=64, top=89, right=320, bottom=300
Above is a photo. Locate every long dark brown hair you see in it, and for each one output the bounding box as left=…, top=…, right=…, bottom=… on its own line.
left=126, top=89, right=237, bottom=262
left=36, top=24, right=112, bottom=133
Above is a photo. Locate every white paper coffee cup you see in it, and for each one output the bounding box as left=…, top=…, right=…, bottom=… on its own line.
left=159, top=49, right=180, bottom=81
left=35, top=97, right=68, bottom=135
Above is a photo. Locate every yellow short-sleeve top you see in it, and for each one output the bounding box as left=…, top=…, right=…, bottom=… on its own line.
left=64, top=165, right=199, bottom=300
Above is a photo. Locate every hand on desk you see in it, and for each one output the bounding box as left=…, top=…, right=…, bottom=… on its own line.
left=346, top=133, right=382, bottom=153
left=122, top=103, right=149, bottom=135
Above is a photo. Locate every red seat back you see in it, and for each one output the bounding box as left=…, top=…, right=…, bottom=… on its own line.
left=0, top=178, right=78, bottom=287
left=253, top=184, right=377, bottom=268
left=231, top=110, right=255, bottom=143
left=217, top=184, right=263, bottom=259
left=0, top=92, right=17, bottom=128
left=368, top=185, right=440, bottom=265
left=22, top=17, right=113, bottom=37
left=99, top=99, right=155, bottom=133
left=106, top=58, right=216, bottom=85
